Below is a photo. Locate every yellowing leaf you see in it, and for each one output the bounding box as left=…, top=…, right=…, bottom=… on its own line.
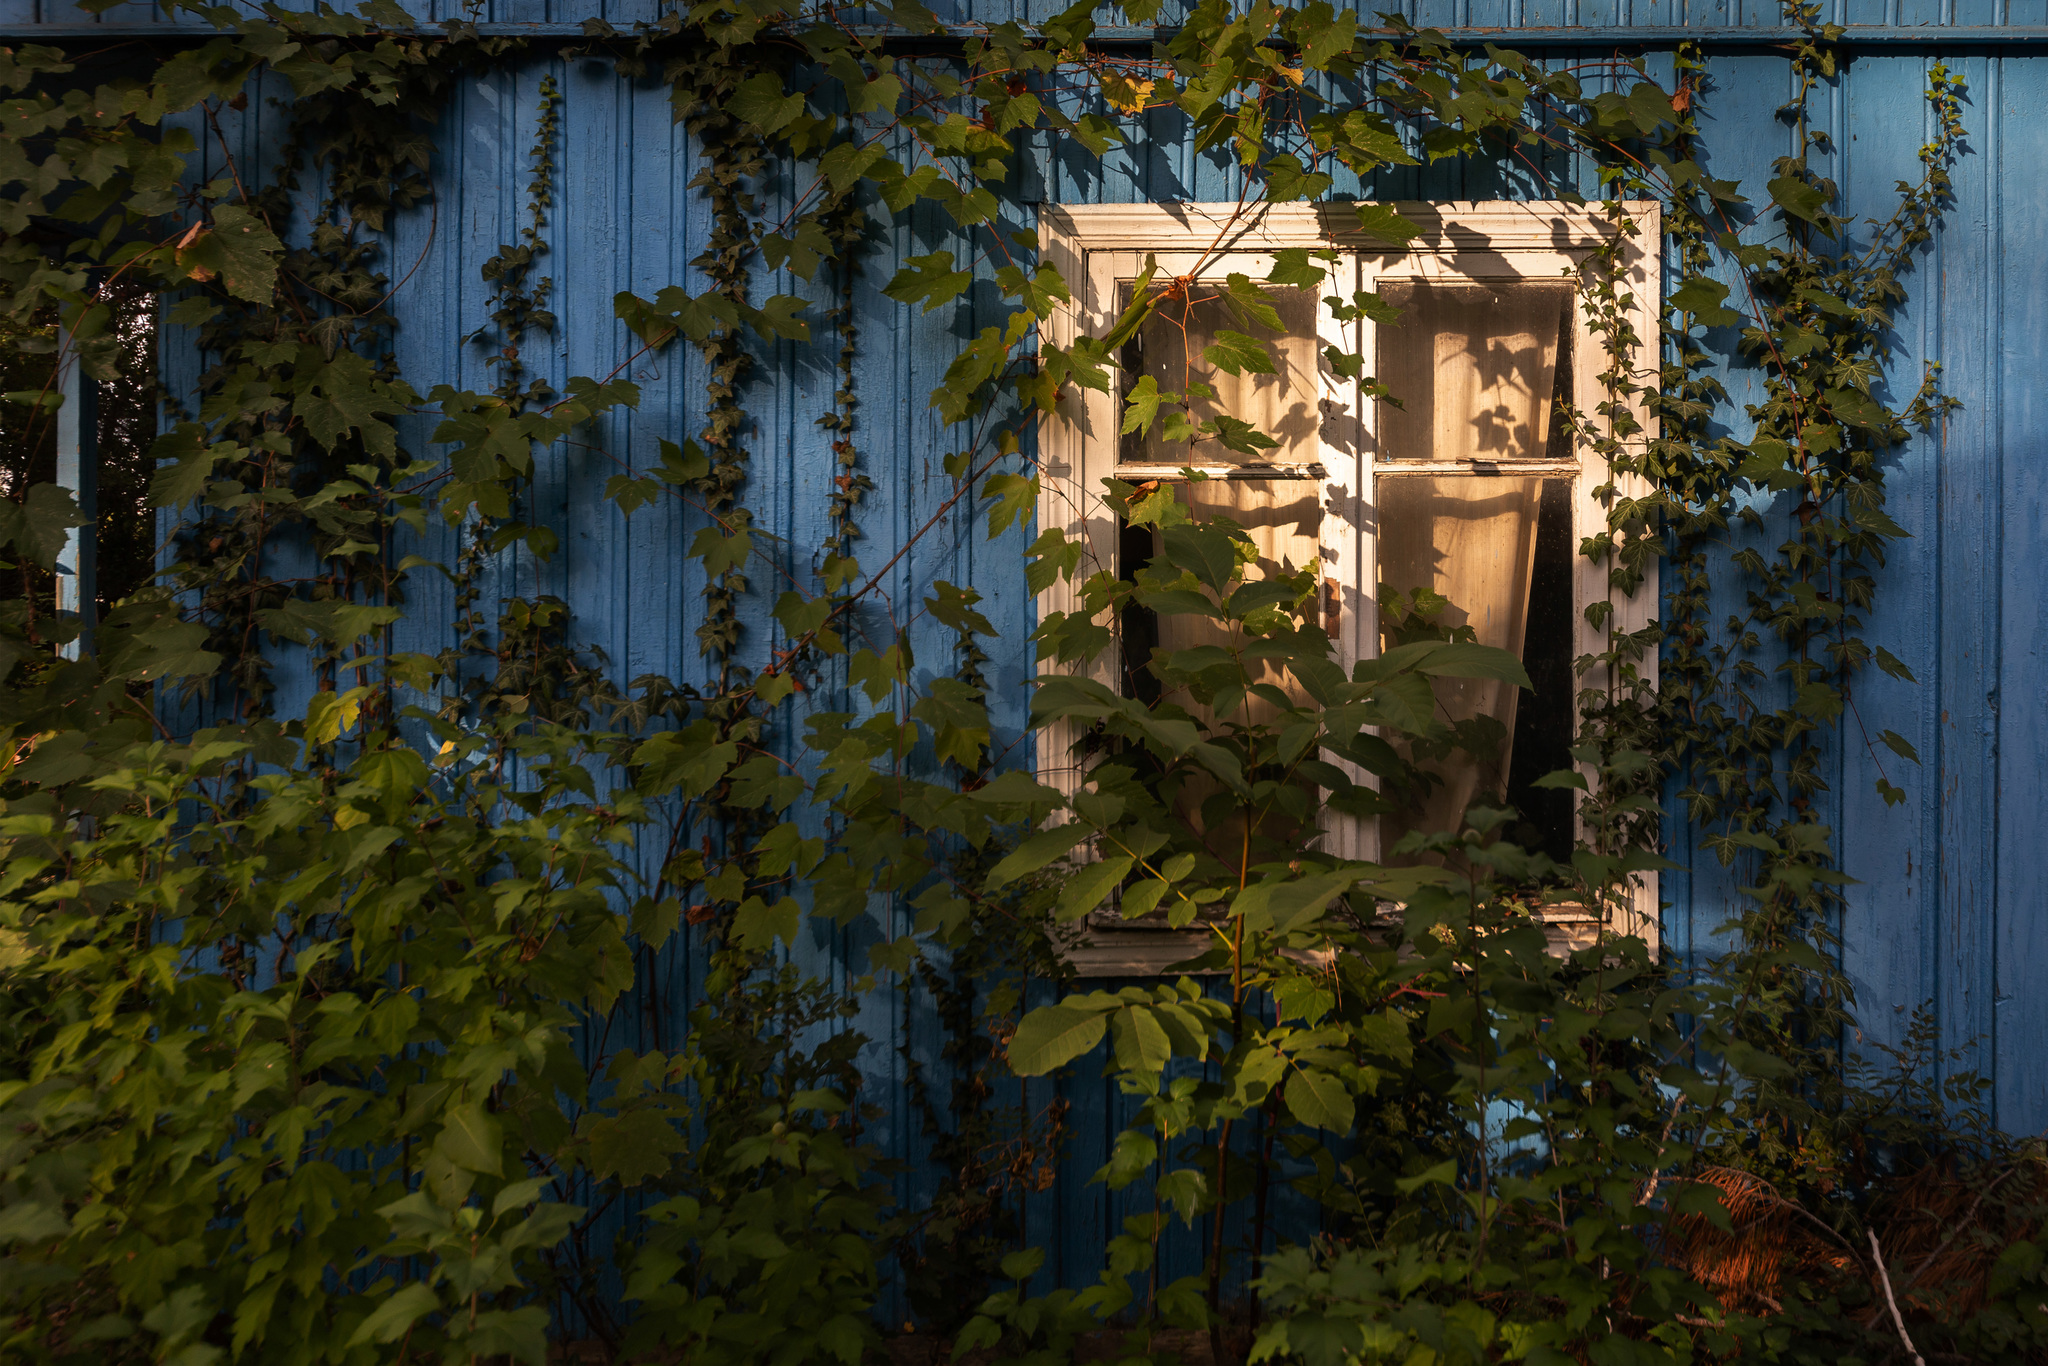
left=1102, top=73, right=1156, bottom=114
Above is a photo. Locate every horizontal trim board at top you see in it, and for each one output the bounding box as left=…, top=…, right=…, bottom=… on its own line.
left=1043, top=200, right=1656, bottom=253
left=14, top=19, right=2048, bottom=46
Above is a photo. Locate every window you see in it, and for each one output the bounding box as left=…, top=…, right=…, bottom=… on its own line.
left=1037, top=202, right=1661, bottom=975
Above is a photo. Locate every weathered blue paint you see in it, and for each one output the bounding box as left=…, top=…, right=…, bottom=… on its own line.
left=9, top=0, right=2048, bottom=1305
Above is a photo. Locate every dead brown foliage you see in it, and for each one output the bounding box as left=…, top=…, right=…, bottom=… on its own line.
left=1665, top=1157, right=2047, bottom=1340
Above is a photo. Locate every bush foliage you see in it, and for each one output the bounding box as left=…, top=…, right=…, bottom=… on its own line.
left=1, top=0, right=2043, bottom=1363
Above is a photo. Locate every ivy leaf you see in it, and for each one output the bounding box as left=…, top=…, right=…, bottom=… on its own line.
left=773, top=590, right=834, bottom=638
left=1322, top=344, right=1366, bottom=380
left=176, top=205, right=282, bottom=303
left=147, top=426, right=241, bottom=508
left=577, top=1109, right=686, bottom=1187
left=1353, top=202, right=1425, bottom=247
left=1825, top=386, right=1890, bottom=431
left=1284, top=1067, right=1355, bottom=1132
left=734, top=896, right=800, bottom=950
left=0, top=482, right=83, bottom=570
left=1767, top=174, right=1833, bottom=231
left=1266, top=247, right=1329, bottom=290
left=883, top=252, right=973, bottom=313
left=1203, top=329, right=1275, bottom=376
left=725, top=72, right=804, bottom=133
left=293, top=348, right=401, bottom=456
left=1025, top=526, right=1083, bottom=593
left=1878, top=729, right=1920, bottom=764
left=1668, top=276, right=1741, bottom=328
left=760, top=221, right=832, bottom=280
left=743, top=295, right=811, bottom=343
left=1121, top=374, right=1167, bottom=436
left=1874, top=646, right=1916, bottom=683
left=1008, top=1003, right=1109, bottom=1075
left=605, top=473, right=661, bottom=515
left=983, top=471, right=1038, bottom=536
left=1210, top=414, right=1280, bottom=456
left=689, top=524, right=752, bottom=577
left=654, top=438, right=711, bottom=485
left=1794, top=680, right=1843, bottom=721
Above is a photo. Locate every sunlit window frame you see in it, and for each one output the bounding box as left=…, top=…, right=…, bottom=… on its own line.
left=1036, top=200, right=1663, bottom=973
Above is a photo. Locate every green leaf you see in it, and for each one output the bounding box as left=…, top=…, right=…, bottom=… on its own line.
left=1055, top=855, right=1133, bottom=923
left=983, top=471, right=1039, bottom=537
left=1393, top=640, right=1534, bottom=689
left=435, top=1101, right=503, bottom=1176
left=1874, top=646, right=1916, bottom=683
left=1160, top=522, right=1239, bottom=595
left=1266, top=247, right=1329, bottom=290
left=1767, top=174, right=1832, bottom=230
left=884, top=251, right=973, bottom=313
left=1000, top=1247, right=1045, bottom=1282
left=1008, top=1003, right=1108, bottom=1075
left=346, top=1284, right=440, bottom=1349
left=733, top=895, right=800, bottom=950
left=579, top=1110, right=687, bottom=1186
left=725, top=72, right=803, bottom=132
left=1202, top=329, right=1275, bottom=377
left=1394, top=1158, right=1458, bottom=1193
left=1878, top=729, right=1920, bottom=764
left=1284, top=1067, right=1355, bottom=1132
left=1109, top=1004, right=1173, bottom=1074
left=177, top=205, right=283, bottom=302
left=1353, top=202, right=1425, bottom=247
left=986, top=823, right=1090, bottom=889
left=0, top=482, right=83, bottom=571
left=1668, top=275, right=1741, bottom=328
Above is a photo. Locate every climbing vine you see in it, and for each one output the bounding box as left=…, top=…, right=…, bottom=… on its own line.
left=1, top=2, right=2041, bottom=1365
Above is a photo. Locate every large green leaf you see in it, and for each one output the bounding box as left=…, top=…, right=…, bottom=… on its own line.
left=1160, top=522, right=1240, bottom=596
left=1056, top=855, right=1133, bottom=923
left=1284, top=1067, right=1355, bottom=1132
left=434, top=1101, right=503, bottom=1176
left=1008, top=1003, right=1108, bottom=1075
left=0, top=482, right=82, bottom=571
left=177, top=205, right=283, bottom=303
left=986, top=822, right=1090, bottom=889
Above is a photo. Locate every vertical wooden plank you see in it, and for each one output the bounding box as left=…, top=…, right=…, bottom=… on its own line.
left=1833, top=54, right=1943, bottom=1069
left=1656, top=51, right=1795, bottom=977
left=1930, top=49, right=2000, bottom=1096
left=1991, top=50, right=2047, bottom=1137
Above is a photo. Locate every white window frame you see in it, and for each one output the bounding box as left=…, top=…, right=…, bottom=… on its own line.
left=1036, top=200, right=1663, bottom=975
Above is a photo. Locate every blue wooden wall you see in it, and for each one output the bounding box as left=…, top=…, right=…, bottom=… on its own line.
left=8, top=0, right=2048, bottom=1307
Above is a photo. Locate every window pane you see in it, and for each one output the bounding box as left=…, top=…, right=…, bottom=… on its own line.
left=1118, top=477, right=1325, bottom=871
left=1119, top=283, right=1319, bottom=469
left=1377, top=475, right=1573, bottom=854
left=1375, top=280, right=1573, bottom=463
